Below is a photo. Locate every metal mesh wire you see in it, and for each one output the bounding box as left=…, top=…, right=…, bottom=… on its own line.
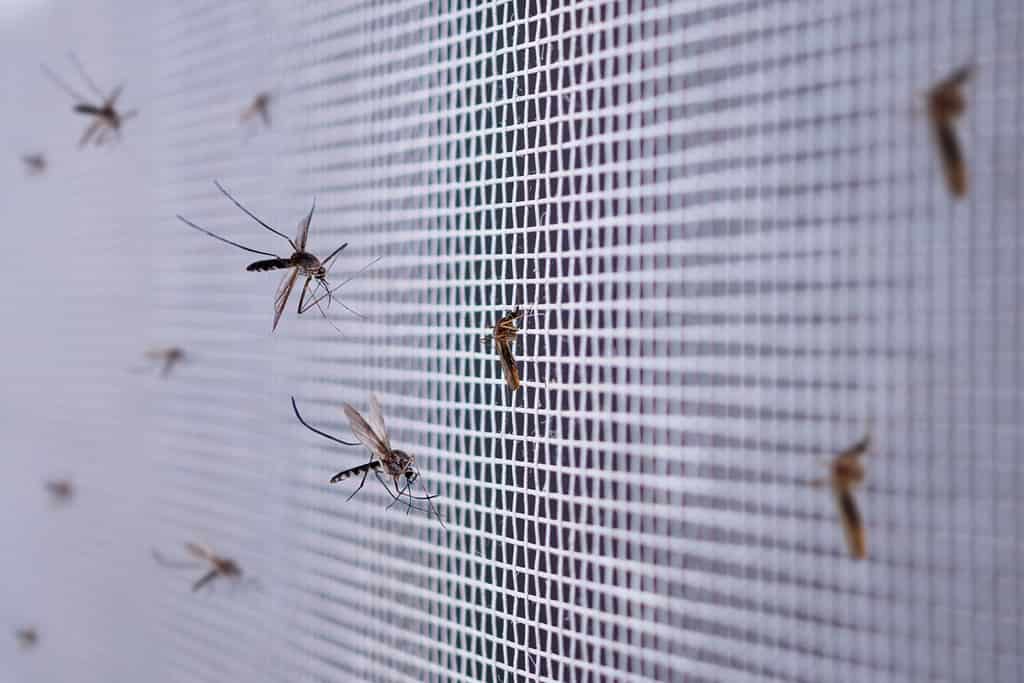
left=1, top=1, right=1022, bottom=682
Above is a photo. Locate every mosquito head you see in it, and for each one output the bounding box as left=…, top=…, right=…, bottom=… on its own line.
left=314, top=265, right=327, bottom=280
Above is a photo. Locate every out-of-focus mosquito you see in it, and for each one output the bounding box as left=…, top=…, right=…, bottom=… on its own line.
left=291, top=395, right=444, bottom=525
left=45, top=479, right=73, bottom=504
left=927, top=65, right=972, bottom=198
left=152, top=543, right=242, bottom=592
left=144, top=347, right=185, bottom=378
left=41, top=53, right=136, bottom=147
left=21, top=154, right=46, bottom=176
left=176, top=181, right=370, bottom=332
left=15, top=628, right=38, bottom=650
left=241, top=92, right=272, bottom=129
left=812, top=431, right=871, bottom=559
left=481, top=307, right=528, bottom=391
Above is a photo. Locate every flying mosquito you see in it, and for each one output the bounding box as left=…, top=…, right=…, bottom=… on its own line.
left=21, top=154, right=46, bottom=176
left=42, top=53, right=136, bottom=147
left=153, top=543, right=242, bottom=592
left=144, top=347, right=185, bottom=378
left=291, top=395, right=444, bottom=524
left=481, top=307, right=526, bottom=391
left=45, top=479, right=73, bottom=504
left=812, top=431, right=872, bottom=559
left=15, top=628, right=38, bottom=650
left=177, top=181, right=367, bottom=331
left=241, top=92, right=272, bottom=128
left=927, top=64, right=972, bottom=198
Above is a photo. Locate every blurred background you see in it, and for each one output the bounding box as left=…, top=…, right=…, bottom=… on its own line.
left=2, top=1, right=1023, bottom=682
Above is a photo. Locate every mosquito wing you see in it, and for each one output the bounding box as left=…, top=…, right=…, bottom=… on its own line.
left=272, top=268, right=300, bottom=331
left=295, top=200, right=315, bottom=251
left=833, top=486, right=867, bottom=559
left=497, top=339, right=521, bottom=391
left=343, top=402, right=390, bottom=458
left=933, top=121, right=967, bottom=197
left=185, top=543, right=216, bottom=562
left=366, top=394, right=391, bottom=450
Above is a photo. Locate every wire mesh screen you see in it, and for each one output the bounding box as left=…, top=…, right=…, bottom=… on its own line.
left=2, top=1, right=1022, bottom=682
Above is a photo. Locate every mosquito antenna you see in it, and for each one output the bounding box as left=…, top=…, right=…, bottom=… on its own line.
left=67, top=52, right=105, bottom=100
left=176, top=215, right=280, bottom=258
left=213, top=181, right=297, bottom=249
left=41, top=64, right=89, bottom=103
left=290, top=397, right=359, bottom=446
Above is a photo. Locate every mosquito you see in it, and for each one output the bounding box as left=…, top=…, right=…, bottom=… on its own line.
left=153, top=543, right=243, bottom=592
left=42, top=53, right=136, bottom=147
left=481, top=307, right=527, bottom=391
left=291, top=395, right=444, bottom=524
left=177, top=181, right=369, bottom=331
left=927, top=65, right=972, bottom=198
left=812, top=431, right=871, bottom=559
left=15, top=628, right=38, bottom=650
left=144, top=347, right=185, bottom=378
left=241, top=92, right=272, bottom=128
left=21, top=154, right=46, bottom=176
left=45, top=479, right=73, bottom=504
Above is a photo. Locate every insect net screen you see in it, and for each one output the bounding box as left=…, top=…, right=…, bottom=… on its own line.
left=0, top=1, right=1021, bottom=682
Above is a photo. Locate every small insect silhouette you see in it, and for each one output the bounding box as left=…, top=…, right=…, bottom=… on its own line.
left=153, top=543, right=242, bottom=592
left=177, top=182, right=362, bottom=331
left=144, top=347, right=185, bottom=378
left=927, top=65, right=972, bottom=197
left=21, top=154, right=46, bottom=176
left=45, top=479, right=73, bottom=504
left=42, top=53, right=136, bottom=147
left=292, top=395, right=443, bottom=524
left=812, top=432, right=871, bottom=559
left=15, top=628, right=38, bottom=650
left=241, top=92, right=272, bottom=128
left=481, top=308, right=526, bottom=391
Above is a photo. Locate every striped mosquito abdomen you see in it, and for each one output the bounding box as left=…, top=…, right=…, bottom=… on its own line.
left=330, top=460, right=381, bottom=484
left=247, top=257, right=293, bottom=272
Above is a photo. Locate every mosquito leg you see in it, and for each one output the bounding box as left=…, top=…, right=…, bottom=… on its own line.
left=345, top=466, right=372, bottom=502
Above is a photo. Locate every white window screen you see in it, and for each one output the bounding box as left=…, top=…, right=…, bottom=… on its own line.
left=1, top=1, right=1022, bottom=682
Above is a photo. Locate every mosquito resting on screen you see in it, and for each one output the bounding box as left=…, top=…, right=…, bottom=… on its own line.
left=481, top=307, right=527, bottom=391
left=15, top=628, right=38, bottom=650
left=152, top=543, right=243, bottom=592
left=812, top=431, right=872, bottom=559
left=144, top=347, right=185, bottom=378
left=45, top=479, right=73, bottom=504
left=177, top=181, right=374, bottom=331
left=927, top=64, right=972, bottom=198
left=241, top=92, right=272, bottom=128
left=291, top=395, right=444, bottom=525
left=42, top=53, right=136, bottom=147
left=21, top=154, right=46, bottom=176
